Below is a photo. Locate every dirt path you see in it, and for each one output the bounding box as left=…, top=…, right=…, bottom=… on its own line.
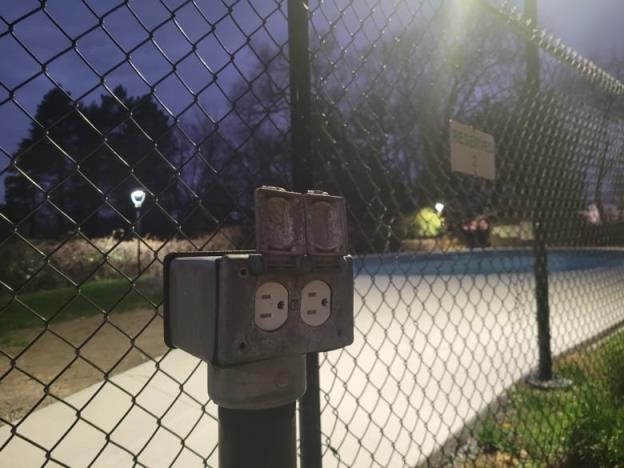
left=0, top=309, right=168, bottom=423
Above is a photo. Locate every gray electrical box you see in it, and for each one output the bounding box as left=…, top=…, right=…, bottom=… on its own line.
left=164, top=186, right=354, bottom=409
left=164, top=252, right=353, bottom=366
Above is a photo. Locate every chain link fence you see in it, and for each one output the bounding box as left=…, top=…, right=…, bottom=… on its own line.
left=1, top=0, right=624, bottom=466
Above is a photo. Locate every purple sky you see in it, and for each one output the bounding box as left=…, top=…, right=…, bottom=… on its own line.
left=539, top=0, right=624, bottom=59
left=1, top=0, right=624, bottom=203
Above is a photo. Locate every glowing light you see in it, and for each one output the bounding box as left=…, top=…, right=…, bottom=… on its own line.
left=130, top=189, right=146, bottom=208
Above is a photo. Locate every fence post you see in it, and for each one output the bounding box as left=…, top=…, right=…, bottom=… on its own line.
left=287, top=1, right=323, bottom=467
left=528, top=221, right=572, bottom=389
left=288, top=0, right=313, bottom=192
left=523, top=0, right=571, bottom=389
left=524, top=0, right=554, bottom=387
left=532, top=221, right=552, bottom=381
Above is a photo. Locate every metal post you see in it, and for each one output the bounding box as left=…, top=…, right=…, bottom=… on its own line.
left=136, top=207, right=141, bottom=275
left=533, top=221, right=552, bottom=381
left=300, top=352, right=322, bottom=468
left=524, top=0, right=552, bottom=385
left=527, top=221, right=570, bottom=388
left=524, top=0, right=552, bottom=383
left=219, top=403, right=297, bottom=468
left=288, top=0, right=313, bottom=192
left=523, top=0, right=570, bottom=389
left=288, top=1, right=323, bottom=467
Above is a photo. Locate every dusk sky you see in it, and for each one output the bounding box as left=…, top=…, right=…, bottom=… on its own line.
left=1, top=0, right=624, bottom=203
left=539, top=0, right=624, bottom=59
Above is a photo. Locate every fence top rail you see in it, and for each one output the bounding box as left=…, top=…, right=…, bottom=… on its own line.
left=479, top=0, right=624, bottom=96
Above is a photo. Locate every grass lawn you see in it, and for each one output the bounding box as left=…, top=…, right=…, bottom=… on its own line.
left=476, top=330, right=624, bottom=466
left=0, top=278, right=163, bottom=342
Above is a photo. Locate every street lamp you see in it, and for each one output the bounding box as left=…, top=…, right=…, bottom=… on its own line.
left=434, top=202, right=445, bottom=214
left=130, top=189, right=146, bottom=275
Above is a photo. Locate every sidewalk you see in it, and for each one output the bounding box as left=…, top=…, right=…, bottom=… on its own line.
left=0, top=350, right=217, bottom=467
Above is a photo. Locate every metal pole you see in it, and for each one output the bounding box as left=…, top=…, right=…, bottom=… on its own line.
left=525, top=0, right=552, bottom=382
left=300, top=352, right=322, bottom=468
left=288, top=0, right=313, bottom=192
left=524, top=0, right=551, bottom=378
left=524, top=1, right=552, bottom=381
left=523, top=0, right=568, bottom=388
left=219, top=403, right=297, bottom=468
left=287, top=1, right=323, bottom=467
left=524, top=1, right=571, bottom=389
left=533, top=221, right=552, bottom=381
left=136, top=207, right=141, bottom=275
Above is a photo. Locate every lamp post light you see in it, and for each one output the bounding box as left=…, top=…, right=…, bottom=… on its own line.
left=434, top=202, right=445, bottom=214
left=130, top=189, right=146, bottom=275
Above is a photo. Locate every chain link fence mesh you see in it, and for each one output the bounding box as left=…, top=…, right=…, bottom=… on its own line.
left=1, top=0, right=624, bottom=466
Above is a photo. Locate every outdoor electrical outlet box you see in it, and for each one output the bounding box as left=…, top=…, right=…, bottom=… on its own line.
left=164, top=187, right=354, bottom=370
left=164, top=252, right=354, bottom=367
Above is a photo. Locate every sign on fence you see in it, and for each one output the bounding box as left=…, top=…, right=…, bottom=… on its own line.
left=450, top=120, right=496, bottom=180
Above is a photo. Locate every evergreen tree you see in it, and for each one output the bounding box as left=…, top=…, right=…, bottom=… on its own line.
left=4, top=86, right=180, bottom=238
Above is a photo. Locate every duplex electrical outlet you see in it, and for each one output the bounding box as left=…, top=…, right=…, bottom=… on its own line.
left=300, top=280, right=331, bottom=326
left=216, top=254, right=353, bottom=365
left=165, top=248, right=354, bottom=369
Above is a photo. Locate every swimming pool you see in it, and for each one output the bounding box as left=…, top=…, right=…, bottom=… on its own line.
left=354, top=248, right=624, bottom=276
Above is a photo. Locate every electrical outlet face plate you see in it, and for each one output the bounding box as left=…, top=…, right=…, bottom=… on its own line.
left=217, top=254, right=353, bottom=366
left=164, top=252, right=353, bottom=367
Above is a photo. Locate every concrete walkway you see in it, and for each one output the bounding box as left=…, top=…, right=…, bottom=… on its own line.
left=0, top=350, right=217, bottom=467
